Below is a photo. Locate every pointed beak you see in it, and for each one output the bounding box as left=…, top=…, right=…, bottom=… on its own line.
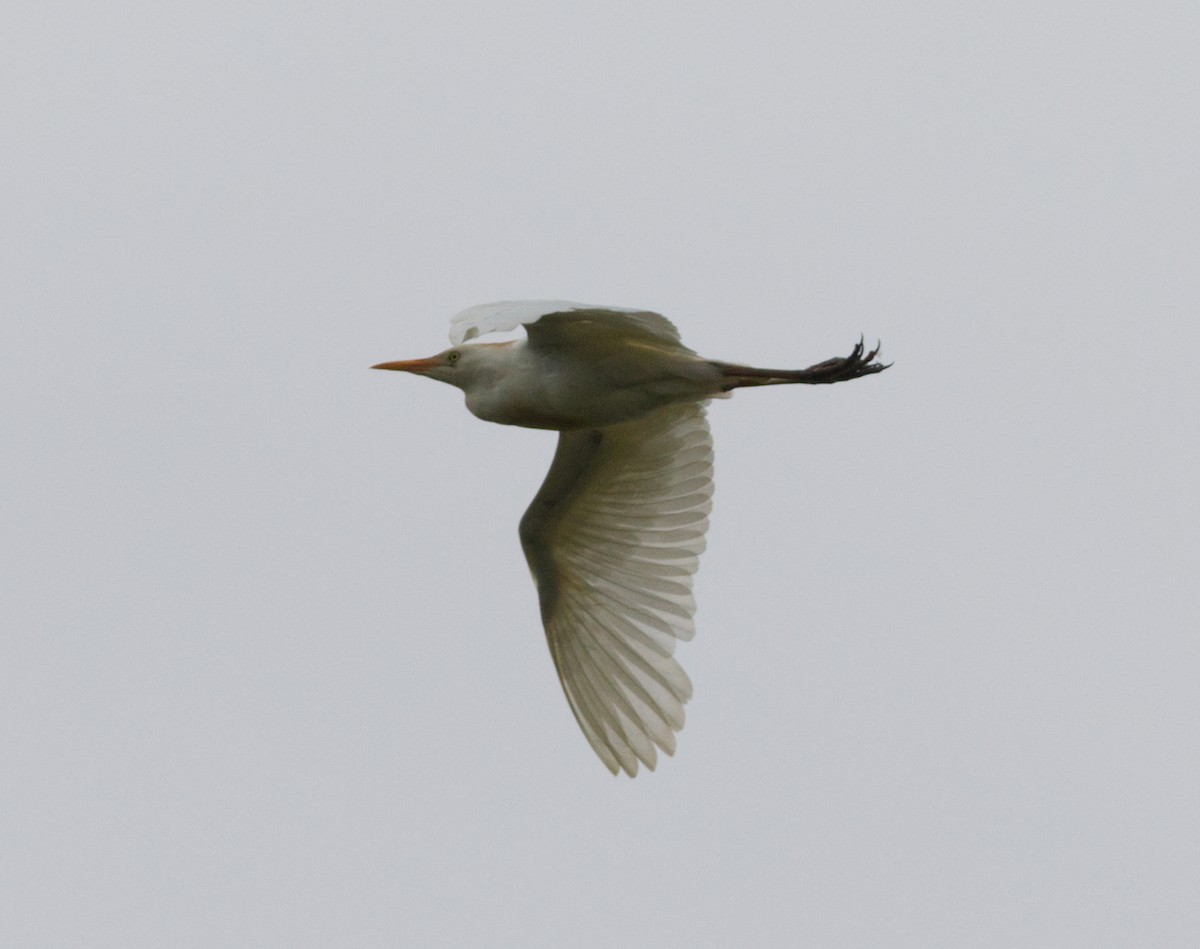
left=371, top=356, right=439, bottom=374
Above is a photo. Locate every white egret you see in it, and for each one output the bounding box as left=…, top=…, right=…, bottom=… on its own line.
left=374, top=300, right=889, bottom=776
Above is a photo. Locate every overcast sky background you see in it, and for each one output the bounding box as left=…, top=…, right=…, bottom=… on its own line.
left=4, top=2, right=1198, bottom=946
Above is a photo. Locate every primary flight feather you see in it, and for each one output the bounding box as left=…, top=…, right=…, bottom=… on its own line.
left=374, top=300, right=889, bottom=776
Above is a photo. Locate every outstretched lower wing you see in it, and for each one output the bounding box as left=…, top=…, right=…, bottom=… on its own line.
left=518, top=402, right=713, bottom=776
left=450, top=300, right=683, bottom=347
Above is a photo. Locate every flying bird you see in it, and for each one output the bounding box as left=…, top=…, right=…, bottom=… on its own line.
left=374, top=300, right=889, bottom=776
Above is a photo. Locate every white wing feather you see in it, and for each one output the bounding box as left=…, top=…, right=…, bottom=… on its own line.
left=450, top=300, right=682, bottom=347
left=518, top=402, right=713, bottom=776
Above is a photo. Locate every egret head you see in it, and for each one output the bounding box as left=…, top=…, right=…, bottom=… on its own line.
left=372, top=345, right=496, bottom=390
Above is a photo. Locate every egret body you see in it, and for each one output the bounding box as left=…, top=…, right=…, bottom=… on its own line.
left=374, top=300, right=888, bottom=776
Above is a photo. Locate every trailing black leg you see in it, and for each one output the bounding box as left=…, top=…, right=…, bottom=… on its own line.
left=714, top=337, right=891, bottom=389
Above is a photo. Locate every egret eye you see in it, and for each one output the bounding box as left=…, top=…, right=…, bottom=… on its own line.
left=447, top=350, right=461, bottom=365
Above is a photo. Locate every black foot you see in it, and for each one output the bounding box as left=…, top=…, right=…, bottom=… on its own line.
left=797, top=336, right=890, bottom=383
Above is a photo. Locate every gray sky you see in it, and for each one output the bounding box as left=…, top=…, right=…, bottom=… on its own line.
left=4, top=1, right=1198, bottom=946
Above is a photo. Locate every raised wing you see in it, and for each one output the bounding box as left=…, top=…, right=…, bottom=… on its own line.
left=518, top=402, right=713, bottom=776
left=450, top=300, right=683, bottom=347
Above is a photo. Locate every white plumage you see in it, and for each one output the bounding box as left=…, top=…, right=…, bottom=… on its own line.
left=521, top=399, right=711, bottom=775
left=375, top=300, right=888, bottom=775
